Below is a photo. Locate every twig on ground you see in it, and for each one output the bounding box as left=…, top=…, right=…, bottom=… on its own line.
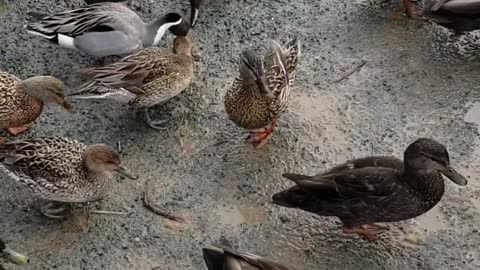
left=89, top=210, right=127, bottom=216
left=332, top=60, right=367, bottom=83
left=142, top=180, right=185, bottom=223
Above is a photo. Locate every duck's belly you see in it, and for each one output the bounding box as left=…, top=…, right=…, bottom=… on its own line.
left=224, top=94, right=276, bottom=130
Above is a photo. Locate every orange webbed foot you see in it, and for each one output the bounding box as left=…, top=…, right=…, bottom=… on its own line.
left=246, top=120, right=277, bottom=149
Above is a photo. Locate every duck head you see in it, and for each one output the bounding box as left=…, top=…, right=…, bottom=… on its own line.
left=404, top=138, right=467, bottom=186
left=240, top=50, right=274, bottom=99
left=83, top=144, right=137, bottom=180
left=20, top=76, right=74, bottom=113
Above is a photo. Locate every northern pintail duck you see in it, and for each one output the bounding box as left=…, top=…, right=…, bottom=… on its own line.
left=224, top=38, right=300, bottom=148
left=203, top=245, right=295, bottom=270
left=0, top=239, right=29, bottom=269
left=0, top=71, right=73, bottom=141
left=422, top=0, right=480, bottom=34
left=25, top=2, right=189, bottom=57
left=68, top=36, right=194, bottom=130
left=0, top=137, right=136, bottom=218
left=272, top=138, right=467, bottom=240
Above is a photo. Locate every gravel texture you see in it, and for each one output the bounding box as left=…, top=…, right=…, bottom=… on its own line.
left=0, top=0, right=479, bottom=269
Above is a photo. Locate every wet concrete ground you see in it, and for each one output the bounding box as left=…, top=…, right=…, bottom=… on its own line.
left=0, top=0, right=479, bottom=269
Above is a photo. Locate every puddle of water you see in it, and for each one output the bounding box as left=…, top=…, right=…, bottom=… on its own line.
left=413, top=205, right=449, bottom=233
left=464, top=102, right=480, bottom=132
left=216, top=205, right=267, bottom=226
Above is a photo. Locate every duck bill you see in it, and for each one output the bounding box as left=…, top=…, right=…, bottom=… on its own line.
left=2, top=248, right=29, bottom=265
left=115, top=166, right=138, bottom=180
left=441, top=166, right=467, bottom=186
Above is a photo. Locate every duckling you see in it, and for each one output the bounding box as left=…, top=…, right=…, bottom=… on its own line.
left=0, top=137, right=137, bottom=218
left=190, top=0, right=205, bottom=27
left=224, top=38, right=300, bottom=148
left=25, top=2, right=189, bottom=58
left=272, top=138, right=467, bottom=241
left=68, top=36, right=194, bottom=130
left=0, top=72, right=73, bottom=141
left=421, top=0, right=480, bottom=34
left=203, top=245, right=295, bottom=270
left=0, top=238, right=29, bottom=269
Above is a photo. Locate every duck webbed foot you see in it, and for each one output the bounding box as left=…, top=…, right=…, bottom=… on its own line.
left=39, top=202, right=72, bottom=219
left=6, top=124, right=33, bottom=136
left=246, top=120, right=277, bottom=149
left=343, top=224, right=388, bottom=241
left=144, top=108, right=169, bottom=130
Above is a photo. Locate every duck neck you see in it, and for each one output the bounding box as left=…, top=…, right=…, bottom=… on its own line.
left=15, top=81, right=45, bottom=109
left=145, top=17, right=180, bottom=46
left=403, top=167, right=445, bottom=208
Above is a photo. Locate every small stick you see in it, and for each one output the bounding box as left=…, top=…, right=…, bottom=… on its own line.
left=332, top=60, right=367, bottom=83
left=143, top=191, right=185, bottom=223
left=89, top=210, right=127, bottom=216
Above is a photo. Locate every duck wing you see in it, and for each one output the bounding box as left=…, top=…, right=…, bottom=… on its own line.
left=433, top=0, right=480, bottom=14
left=283, top=166, right=401, bottom=198
left=25, top=3, right=143, bottom=52
left=71, top=48, right=175, bottom=99
left=0, top=138, right=84, bottom=186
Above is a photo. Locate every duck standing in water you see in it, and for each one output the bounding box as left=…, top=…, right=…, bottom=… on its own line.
left=0, top=72, right=73, bottom=142
left=272, top=138, right=467, bottom=240
left=0, top=137, right=136, bottom=218
left=224, top=38, right=300, bottom=148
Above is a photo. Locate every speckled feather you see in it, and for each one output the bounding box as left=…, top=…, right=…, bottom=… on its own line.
left=224, top=38, right=300, bottom=130
left=0, top=72, right=43, bottom=129
left=71, top=47, right=193, bottom=108
left=0, top=137, right=111, bottom=203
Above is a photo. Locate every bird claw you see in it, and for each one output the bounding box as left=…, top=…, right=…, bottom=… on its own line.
left=144, top=109, right=169, bottom=130
left=39, top=202, right=71, bottom=219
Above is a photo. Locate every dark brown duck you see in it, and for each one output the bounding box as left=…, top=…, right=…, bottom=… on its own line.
left=272, top=138, right=467, bottom=240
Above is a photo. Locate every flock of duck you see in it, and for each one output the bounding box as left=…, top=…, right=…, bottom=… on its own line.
left=0, top=0, right=478, bottom=269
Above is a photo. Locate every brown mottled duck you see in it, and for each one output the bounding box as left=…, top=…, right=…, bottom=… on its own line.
left=421, top=0, right=480, bottom=34
left=68, top=35, right=194, bottom=130
left=203, top=245, right=295, bottom=270
left=272, top=138, right=467, bottom=240
left=0, top=238, right=29, bottom=269
left=0, top=72, right=73, bottom=141
left=224, top=38, right=300, bottom=148
left=0, top=137, right=136, bottom=218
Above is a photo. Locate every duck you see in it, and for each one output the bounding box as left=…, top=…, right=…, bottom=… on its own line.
left=25, top=2, right=190, bottom=58
left=190, top=0, right=205, bottom=27
left=203, top=244, right=295, bottom=270
left=224, top=38, right=300, bottom=148
left=0, top=137, right=137, bottom=218
left=0, top=71, right=74, bottom=142
left=421, top=0, right=480, bottom=34
left=272, top=138, right=467, bottom=241
left=67, top=35, right=194, bottom=130
left=0, top=239, right=29, bottom=270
